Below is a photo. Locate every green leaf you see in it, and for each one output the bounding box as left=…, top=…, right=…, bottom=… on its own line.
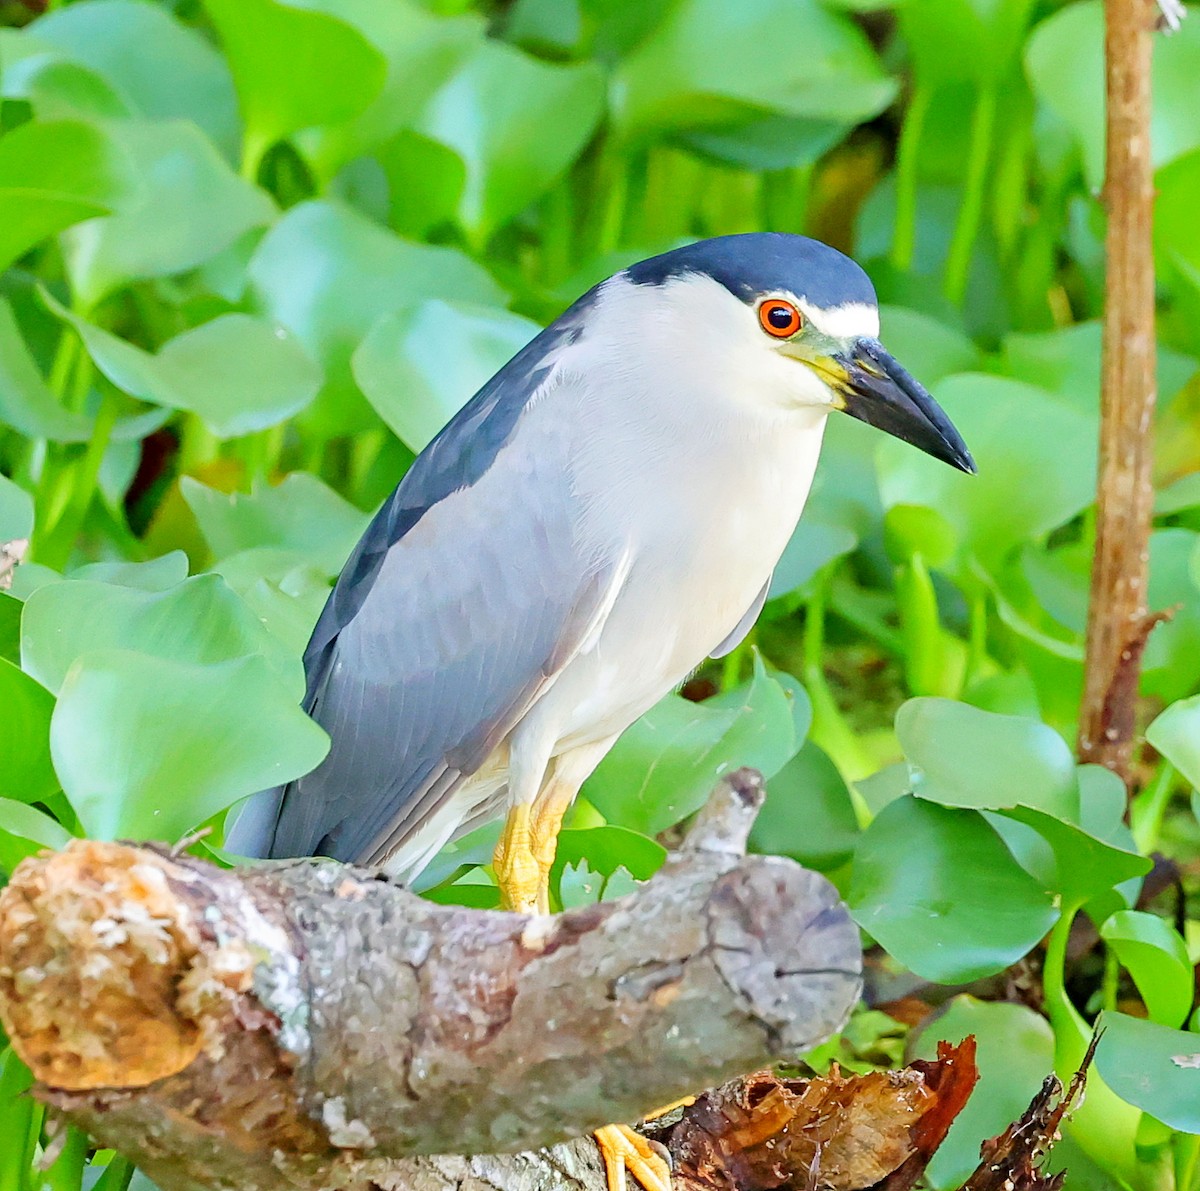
left=1142, top=529, right=1200, bottom=703
left=247, top=200, right=506, bottom=434
left=1101, top=911, right=1194, bottom=1029
left=415, top=43, right=605, bottom=239
left=376, top=130, right=468, bottom=238
left=768, top=519, right=858, bottom=598
left=584, top=659, right=797, bottom=836
left=0, top=658, right=58, bottom=806
left=0, top=593, right=20, bottom=665
left=0, top=28, right=127, bottom=120
left=0, top=118, right=130, bottom=274
left=62, top=119, right=274, bottom=307
left=900, top=0, right=1035, bottom=86
left=181, top=473, right=369, bottom=574
left=749, top=741, right=860, bottom=872
left=1095, top=1011, right=1200, bottom=1134
left=21, top=574, right=303, bottom=699
left=203, top=0, right=386, bottom=169
left=50, top=306, right=321, bottom=438
left=1146, top=694, right=1200, bottom=793
left=911, top=997, right=1055, bottom=1190
left=1026, top=1, right=1200, bottom=190
left=848, top=796, right=1057, bottom=983
left=0, top=476, right=33, bottom=543
left=897, top=697, right=1078, bottom=816
left=876, top=375, right=1097, bottom=567
left=29, top=0, right=241, bottom=158
left=613, top=0, right=895, bottom=142
left=68, top=552, right=190, bottom=591
left=878, top=305, right=980, bottom=387
left=353, top=300, right=539, bottom=451
left=51, top=648, right=329, bottom=843
left=0, top=798, right=73, bottom=875
left=553, top=826, right=666, bottom=881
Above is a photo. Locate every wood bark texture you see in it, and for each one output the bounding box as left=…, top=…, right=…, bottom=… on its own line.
left=0, top=771, right=862, bottom=1191
left=1077, top=0, right=1159, bottom=781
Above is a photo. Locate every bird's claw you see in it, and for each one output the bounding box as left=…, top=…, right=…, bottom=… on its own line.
left=594, top=1123, right=672, bottom=1191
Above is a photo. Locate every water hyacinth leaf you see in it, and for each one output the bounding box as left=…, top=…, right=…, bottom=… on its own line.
left=0, top=118, right=130, bottom=275
left=1146, top=693, right=1200, bottom=793
left=21, top=574, right=303, bottom=699
left=62, top=120, right=275, bottom=307
left=0, top=299, right=93, bottom=441
left=613, top=0, right=895, bottom=142
left=876, top=374, right=1097, bottom=566
left=1095, top=1012, right=1200, bottom=1134
left=0, top=593, right=19, bottom=665
left=247, top=200, right=505, bottom=432
left=911, top=997, right=1055, bottom=1190
left=681, top=115, right=847, bottom=172
left=376, top=130, right=468, bottom=239
left=848, top=796, right=1057, bottom=983
left=748, top=741, right=861, bottom=872
left=768, top=519, right=858, bottom=598
left=29, top=0, right=241, bottom=158
left=583, top=660, right=797, bottom=836
left=1142, top=529, right=1200, bottom=703
left=897, top=697, right=1079, bottom=816
left=50, top=648, right=329, bottom=843
left=1025, top=1, right=1200, bottom=190
left=553, top=826, right=666, bottom=882
left=877, top=305, right=981, bottom=387
left=416, top=43, right=605, bottom=238
left=203, top=0, right=386, bottom=169
left=0, top=475, right=34, bottom=542
left=67, top=552, right=190, bottom=591
left=0, top=658, right=58, bottom=806
left=181, top=473, right=370, bottom=574
left=0, top=28, right=128, bottom=119
left=293, top=0, right=484, bottom=182
left=901, top=0, right=1036, bottom=87
left=353, top=300, right=539, bottom=450
left=0, top=798, right=73, bottom=875
left=51, top=307, right=320, bottom=438
left=1100, top=911, right=1194, bottom=1028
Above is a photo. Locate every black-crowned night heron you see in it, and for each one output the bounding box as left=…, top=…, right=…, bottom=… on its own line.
left=230, top=232, right=973, bottom=1191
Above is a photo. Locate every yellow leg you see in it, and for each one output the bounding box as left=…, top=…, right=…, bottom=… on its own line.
left=493, top=804, right=540, bottom=914
left=594, top=1124, right=671, bottom=1191
left=530, top=782, right=573, bottom=915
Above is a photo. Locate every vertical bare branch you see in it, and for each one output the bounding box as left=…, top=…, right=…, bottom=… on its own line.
left=1077, top=0, right=1159, bottom=783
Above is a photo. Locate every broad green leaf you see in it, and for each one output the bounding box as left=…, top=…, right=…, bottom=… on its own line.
left=181, top=473, right=369, bottom=574
left=21, top=574, right=302, bottom=698
left=613, top=0, right=895, bottom=142
left=584, top=660, right=797, bottom=836
left=51, top=648, right=328, bottom=843
left=353, top=301, right=539, bottom=450
left=897, top=697, right=1078, bottom=816
left=293, top=0, right=484, bottom=182
left=0, top=798, right=73, bottom=874
left=878, top=305, right=980, bottom=387
left=29, top=0, right=240, bottom=157
left=1026, top=1, right=1200, bottom=189
left=62, top=119, right=274, bottom=307
left=1147, top=693, right=1200, bottom=793
left=749, top=741, right=860, bottom=872
left=911, top=997, right=1054, bottom=1190
left=213, top=548, right=331, bottom=656
left=1095, top=1011, right=1200, bottom=1134
left=0, top=118, right=130, bottom=275
left=0, top=476, right=33, bottom=542
left=0, top=658, right=58, bottom=806
left=681, top=116, right=847, bottom=172
left=0, top=593, right=19, bottom=665
left=0, top=298, right=171, bottom=444
left=768, top=520, right=858, bottom=598
left=1158, top=150, right=1200, bottom=293
left=1142, top=529, right=1200, bottom=703
left=848, top=796, right=1057, bottom=983
left=1101, top=911, right=1194, bottom=1028
left=901, top=0, right=1035, bottom=86
left=68, top=552, right=190, bottom=591
left=376, top=130, right=468, bottom=238
left=416, top=43, right=605, bottom=238
left=203, top=0, right=386, bottom=168
left=876, top=374, right=1097, bottom=566
left=0, top=28, right=127, bottom=119
left=247, top=200, right=506, bottom=433
left=553, top=826, right=666, bottom=881
left=51, top=306, right=320, bottom=438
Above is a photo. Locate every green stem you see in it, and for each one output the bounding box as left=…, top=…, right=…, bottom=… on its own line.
left=943, top=86, right=998, bottom=305
left=1175, top=1133, right=1200, bottom=1191
left=41, top=1125, right=88, bottom=1191
left=891, top=83, right=932, bottom=271
left=963, top=588, right=989, bottom=690
left=1131, top=761, right=1176, bottom=853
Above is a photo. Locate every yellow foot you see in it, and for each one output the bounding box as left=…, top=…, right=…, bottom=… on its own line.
left=493, top=804, right=541, bottom=914
left=594, top=1123, right=672, bottom=1191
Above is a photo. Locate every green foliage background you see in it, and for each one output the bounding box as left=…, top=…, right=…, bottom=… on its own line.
left=0, top=0, right=1199, bottom=1187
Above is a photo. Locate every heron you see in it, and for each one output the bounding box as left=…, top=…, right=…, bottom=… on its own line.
left=229, top=232, right=974, bottom=1191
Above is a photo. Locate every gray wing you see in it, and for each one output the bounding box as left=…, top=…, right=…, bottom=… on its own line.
left=236, top=291, right=608, bottom=865
left=710, top=577, right=770, bottom=658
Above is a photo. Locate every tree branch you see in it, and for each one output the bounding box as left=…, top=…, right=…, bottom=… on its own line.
left=1077, top=0, right=1159, bottom=782
left=0, top=771, right=862, bottom=1191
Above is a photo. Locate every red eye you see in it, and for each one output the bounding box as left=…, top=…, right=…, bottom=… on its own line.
left=758, top=298, right=803, bottom=338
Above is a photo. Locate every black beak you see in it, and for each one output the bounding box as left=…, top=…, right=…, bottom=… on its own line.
left=832, top=338, right=976, bottom=474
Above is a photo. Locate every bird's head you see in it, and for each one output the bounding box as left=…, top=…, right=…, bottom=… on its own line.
left=622, top=233, right=976, bottom=473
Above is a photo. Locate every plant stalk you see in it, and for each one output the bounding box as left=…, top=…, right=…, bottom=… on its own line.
left=1077, top=0, right=1159, bottom=785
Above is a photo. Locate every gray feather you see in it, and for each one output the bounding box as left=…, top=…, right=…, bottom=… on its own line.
left=710, top=577, right=770, bottom=658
